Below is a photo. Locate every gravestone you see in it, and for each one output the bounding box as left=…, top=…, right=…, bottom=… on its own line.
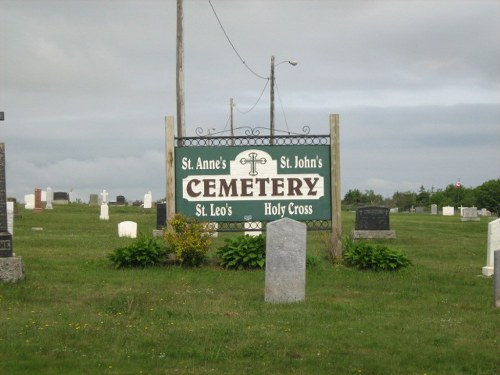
left=45, top=187, right=53, bottom=209
left=442, top=206, right=455, bottom=216
left=352, top=206, right=395, bottom=239
left=68, top=190, right=75, bottom=203
left=99, top=190, right=109, bottom=220
left=89, top=194, right=99, bottom=206
left=482, top=218, right=500, bottom=276
left=100, top=189, right=109, bottom=205
left=7, top=201, right=13, bottom=235
left=53, top=192, right=69, bottom=205
left=480, top=208, right=491, bottom=217
left=33, top=188, right=43, bottom=213
left=24, top=194, right=35, bottom=210
left=265, top=218, right=306, bottom=303
left=0, top=143, right=23, bottom=283
left=118, top=221, right=137, bottom=238
left=431, top=204, right=438, bottom=215
left=0, top=143, right=13, bottom=257
left=461, top=207, right=479, bottom=222
left=143, top=191, right=152, bottom=209
left=156, top=203, right=166, bottom=229
left=116, top=195, right=126, bottom=206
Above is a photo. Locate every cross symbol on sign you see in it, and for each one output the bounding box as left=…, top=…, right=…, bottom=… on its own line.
left=240, top=152, right=267, bottom=176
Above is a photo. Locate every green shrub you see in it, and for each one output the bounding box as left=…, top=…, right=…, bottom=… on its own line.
left=164, top=214, right=214, bottom=267
left=108, top=235, right=168, bottom=269
left=343, top=237, right=411, bottom=271
left=217, top=234, right=266, bottom=270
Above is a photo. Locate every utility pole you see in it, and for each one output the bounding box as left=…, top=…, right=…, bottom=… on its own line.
left=176, top=0, right=185, bottom=142
left=269, top=56, right=275, bottom=144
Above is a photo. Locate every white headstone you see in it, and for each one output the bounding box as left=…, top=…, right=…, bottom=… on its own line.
left=99, top=204, right=109, bottom=221
left=461, top=207, right=479, bottom=221
left=118, top=221, right=137, bottom=238
left=45, top=187, right=53, bottom=209
left=7, top=201, right=14, bottom=235
left=265, top=218, right=306, bottom=303
left=41, top=190, right=47, bottom=202
left=24, top=194, right=35, bottom=210
left=482, top=218, right=500, bottom=276
left=69, top=190, right=75, bottom=203
left=144, top=191, right=153, bottom=209
left=442, top=206, right=455, bottom=216
left=100, top=189, right=109, bottom=205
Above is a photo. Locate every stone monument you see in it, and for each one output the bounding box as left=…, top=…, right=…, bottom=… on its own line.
left=45, top=187, right=53, bottom=209
left=352, top=206, right=396, bottom=239
left=144, top=191, right=153, bottom=209
left=0, top=140, right=24, bottom=282
left=461, top=207, right=480, bottom=222
left=33, top=188, right=43, bottom=213
left=99, top=189, right=109, bottom=220
left=482, top=218, right=500, bottom=276
left=265, top=218, right=306, bottom=303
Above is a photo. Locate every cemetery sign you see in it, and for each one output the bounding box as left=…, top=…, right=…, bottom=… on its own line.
left=175, top=145, right=331, bottom=222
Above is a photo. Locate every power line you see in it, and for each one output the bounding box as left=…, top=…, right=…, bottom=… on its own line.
left=208, top=0, right=268, bottom=80
left=275, top=78, right=291, bottom=133
left=235, top=79, right=269, bottom=115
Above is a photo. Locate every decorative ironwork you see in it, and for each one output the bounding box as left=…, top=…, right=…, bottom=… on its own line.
left=178, top=130, right=329, bottom=147
left=214, top=220, right=332, bottom=232
left=194, top=125, right=311, bottom=138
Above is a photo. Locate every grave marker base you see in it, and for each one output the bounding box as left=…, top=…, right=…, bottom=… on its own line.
left=351, top=230, right=396, bottom=239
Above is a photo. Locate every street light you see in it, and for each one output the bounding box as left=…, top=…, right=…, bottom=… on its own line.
left=270, top=56, right=298, bottom=143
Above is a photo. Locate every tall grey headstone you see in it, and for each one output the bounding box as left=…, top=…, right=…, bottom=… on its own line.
left=0, top=143, right=13, bottom=257
left=483, top=218, right=500, bottom=276
left=45, top=187, right=53, bottom=209
left=265, top=218, right=306, bottom=303
left=89, top=194, right=99, bottom=206
left=431, top=204, right=438, bottom=215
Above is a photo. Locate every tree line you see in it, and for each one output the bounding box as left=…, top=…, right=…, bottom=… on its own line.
left=342, top=179, right=499, bottom=212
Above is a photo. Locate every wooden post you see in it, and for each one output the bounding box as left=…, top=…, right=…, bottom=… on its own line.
left=330, top=114, right=342, bottom=260
left=165, top=116, right=176, bottom=225
left=176, top=0, right=185, bottom=141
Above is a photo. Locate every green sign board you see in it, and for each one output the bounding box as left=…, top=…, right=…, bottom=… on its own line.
left=175, top=145, right=331, bottom=222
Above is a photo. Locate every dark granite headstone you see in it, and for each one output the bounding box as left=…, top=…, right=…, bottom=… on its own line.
left=156, top=203, right=166, bottom=229
left=52, top=191, right=69, bottom=205
left=116, top=196, right=126, bottom=205
left=355, top=206, right=390, bottom=230
left=0, top=143, right=13, bottom=257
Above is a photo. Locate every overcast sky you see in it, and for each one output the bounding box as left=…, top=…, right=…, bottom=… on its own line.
left=1, top=0, right=499, bottom=203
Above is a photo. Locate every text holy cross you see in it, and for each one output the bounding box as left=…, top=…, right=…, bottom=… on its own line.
left=240, top=152, right=267, bottom=176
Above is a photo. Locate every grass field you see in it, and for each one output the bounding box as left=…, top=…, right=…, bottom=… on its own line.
left=0, top=205, right=499, bottom=374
